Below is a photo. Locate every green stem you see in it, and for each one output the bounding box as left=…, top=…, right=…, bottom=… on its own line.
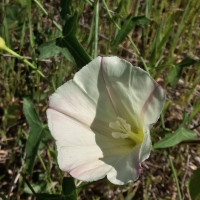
left=162, top=108, right=181, bottom=198
left=37, top=152, right=56, bottom=193
left=2, top=44, right=56, bottom=91
left=94, top=0, right=99, bottom=58
left=37, top=152, right=47, bottom=171
left=102, top=0, right=121, bottom=29
left=84, top=0, right=93, bottom=6
left=133, top=0, right=140, bottom=16
left=160, top=113, right=165, bottom=129
left=33, top=0, right=62, bottom=31
left=128, top=36, right=149, bottom=73
left=4, top=46, right=46, bottom=78
left=168, top=154, right=183, bottom=200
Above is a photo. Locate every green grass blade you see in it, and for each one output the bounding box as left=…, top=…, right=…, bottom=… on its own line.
left=168, top=57, right=197, bottom=87
left=112, top=15, right=150, bottom=49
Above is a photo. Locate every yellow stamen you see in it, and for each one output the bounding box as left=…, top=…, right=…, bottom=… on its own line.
left=127, top=129, right=144, bottom=145
left=109, top=117, right=144, bottom=145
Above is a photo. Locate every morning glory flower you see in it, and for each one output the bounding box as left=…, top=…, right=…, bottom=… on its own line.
left=47, top=56, right=165, bottom=185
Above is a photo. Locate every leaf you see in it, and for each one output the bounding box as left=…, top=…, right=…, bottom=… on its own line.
left=150, top=20, right=162, bottom=64
left=38, top=127, right=53, bottom=150
left=56, top=37, right=91, bottom=68
left=23, top=98, right=42, bottom=132
left=60, top=0, right=72, bottom=21
left=112, top=15, right=150, bottom=49
left=158, top=26, right=173, bottom=51
left=62, top=14, right=77, bottom=37
left=36, top=178, right=77, bottom=200
left=4, top=5, right=27, bottom=29
left=24, top=181, right=46, bottom=194
left=189, top=168, right=200, bottom=200
left=38, top=14, right=91, bottom=68
left=168, top=57, right=197, bottom=87
left=57, top=14, right=91, bottom=68
left=23, top=98, right=47, bottom=175
left=62, top=177, right=77, bottom=200
left=38, top=39, right=75, bottom=65
left=153, top=127, right=197, bottom=149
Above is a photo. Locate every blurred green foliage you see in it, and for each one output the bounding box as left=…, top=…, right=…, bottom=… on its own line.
left=0, top=0, right=200, bottom=199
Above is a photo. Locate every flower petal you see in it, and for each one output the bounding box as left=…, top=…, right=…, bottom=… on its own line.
left=106, top=145, right=141, bottom=185
left=49, top=57, right=119, bottom=138
left=101, top=57, right=165, bottom=129
left=47, top=108, right=135, bottom=183
left=139, top=129, right=151, bottom=163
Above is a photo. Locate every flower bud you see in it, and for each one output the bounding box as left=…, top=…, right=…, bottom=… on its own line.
left=0, top=37, right=6, bottom=49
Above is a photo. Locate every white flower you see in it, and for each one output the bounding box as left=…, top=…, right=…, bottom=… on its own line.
left=47, top=56, right=165, bottom=185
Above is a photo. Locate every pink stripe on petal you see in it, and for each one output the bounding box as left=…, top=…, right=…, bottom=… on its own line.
left=140, top=84, right=164, bottom=124
left=100, top=57, right=119, bottom=115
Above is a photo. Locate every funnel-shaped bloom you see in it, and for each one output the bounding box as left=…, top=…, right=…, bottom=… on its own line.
left=47, top=56, right=165, bottom=185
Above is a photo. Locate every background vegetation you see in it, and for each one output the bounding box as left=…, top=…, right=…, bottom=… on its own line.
left=0, top=0, right=200, bottom=199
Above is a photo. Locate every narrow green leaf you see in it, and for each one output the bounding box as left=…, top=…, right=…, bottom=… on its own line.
left=150, top=24, right=173, bottom=68
left=62, top=14, right=78, bottom=37
left=38, top=39, right=75, bottom=65
left=149, top=20, right=162, bottom=65
left=154, top=127, right=197, bottom=149
left=188, top=103, right=200, bottom=124
left=178, top=57, right=197, bottom=68
left=158, top=26, right=173, bottom=51
left=60, top=0, right=72, bottom=20
left=56, top=36, right=91, bottom=68
left=189, top=168, right=200, bottom=200
left=168, top=57, right=197, bottom=87
left=112, top=15, right=150, bottom=49
left=62, top=177, right=77, bottom=200
left=23, top=98, right=46, bottom=175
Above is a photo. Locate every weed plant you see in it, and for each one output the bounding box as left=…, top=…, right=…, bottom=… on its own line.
left=0, top=0, right=200, bottom=199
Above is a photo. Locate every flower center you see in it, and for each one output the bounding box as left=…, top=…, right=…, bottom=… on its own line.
left=109, top=117, right=144, bottom=145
